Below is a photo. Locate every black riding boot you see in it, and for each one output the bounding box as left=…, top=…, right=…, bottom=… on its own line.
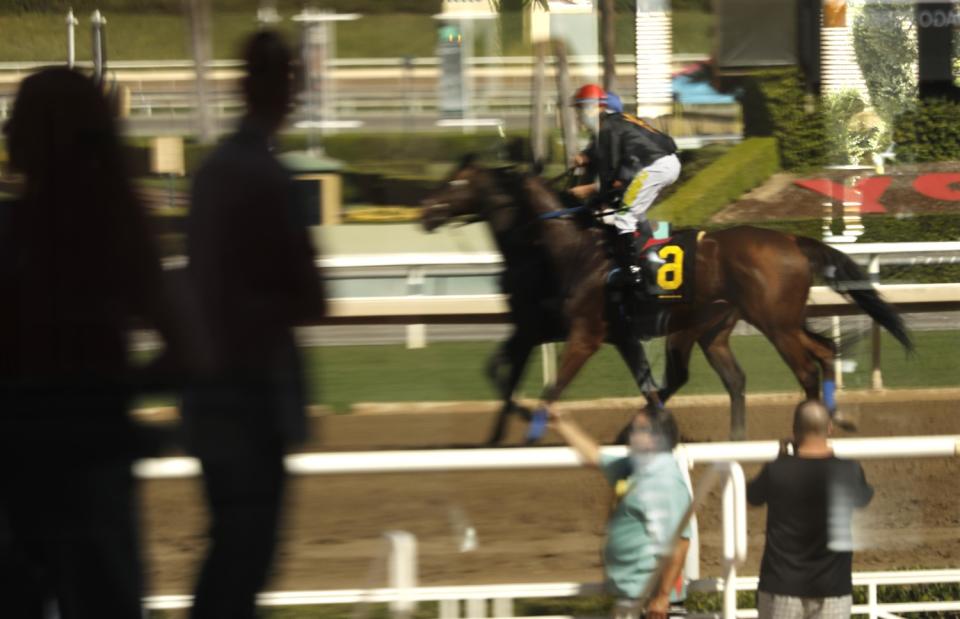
left=635, top=219, right=665, bottom=291
left=612, top=232, right=643, bottom=288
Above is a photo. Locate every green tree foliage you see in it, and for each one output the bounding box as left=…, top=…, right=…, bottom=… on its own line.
left=822, top=90, right=886, bottom=165
left=852, top=1, right=917, bottom=126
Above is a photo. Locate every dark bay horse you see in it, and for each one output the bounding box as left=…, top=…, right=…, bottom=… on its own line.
left=421, top=159, right=912, bottom=442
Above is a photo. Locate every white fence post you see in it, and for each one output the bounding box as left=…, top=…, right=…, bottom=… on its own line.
left=721, top=462, right=747, bottom=619
left=491, top=598, right=513, bottom=618
left=407, top=266, right=427, bottom=349
left=675, top=447, right=700, bottom=581
left=541, top=343, right=557, bottom=387
left=440, top=599, right=460, bottom=619
left=465, top=598, right=487, bottom=618
left=384, top=531, right=418, bottom=619
left=832, top=315, right=844, bottom=390
left=868, top=253, right=884, bottom=390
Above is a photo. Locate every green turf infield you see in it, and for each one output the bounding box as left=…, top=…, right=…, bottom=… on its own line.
left=303, top=329, right=957, bottom=412
left=132, top=329, right=958, bottom=412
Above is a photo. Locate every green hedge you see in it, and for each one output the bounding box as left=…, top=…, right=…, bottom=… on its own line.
left=173, top=131, right=537, bottom=176
left=738, top=69, right=827, bottom=171
left=656, top=137, right=781, bottom=226
left=893, top=99, right=960, bottom=163
left=758, top=69, right=827, bottom=170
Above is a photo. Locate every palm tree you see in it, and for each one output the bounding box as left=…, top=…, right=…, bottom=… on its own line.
left=599, top=0, right=616, bottom=91
left=488, top=0, right=618, bottom=90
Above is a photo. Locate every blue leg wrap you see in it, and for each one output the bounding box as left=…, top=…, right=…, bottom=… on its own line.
left=526, top=407, right=549, bottom=442
left=823, top=379, right=837, bottom=413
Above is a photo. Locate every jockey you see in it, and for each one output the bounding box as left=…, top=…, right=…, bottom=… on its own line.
left=569, top=84, right=681, bottom=289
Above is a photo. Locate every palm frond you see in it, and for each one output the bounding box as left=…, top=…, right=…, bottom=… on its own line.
left=487, top=0, right=551, bottom=11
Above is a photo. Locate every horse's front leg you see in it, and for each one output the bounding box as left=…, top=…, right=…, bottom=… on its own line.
left=526, top=317, right=605, bottom=443
left=485, top=334, right=536, bottom=445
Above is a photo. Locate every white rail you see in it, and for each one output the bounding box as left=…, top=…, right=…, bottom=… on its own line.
left=300, top=242, right=960, bottom=273
left=134, top=436, right=960, bottom=480
left=143, top=571, right=960, bottom=618
left=139, top=437, right=960, bottom=618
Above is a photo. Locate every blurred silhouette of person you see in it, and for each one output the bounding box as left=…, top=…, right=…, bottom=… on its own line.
left=183, top=30, right=327, bottom=619
left=0, top=67, right=185, bottom=618
left=748, top=400, right=874, bottom=619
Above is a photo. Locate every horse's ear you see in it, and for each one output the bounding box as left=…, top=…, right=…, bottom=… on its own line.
left=531, top=158, right=544, bottom=176
left=459, top=152, right=478, bottom=170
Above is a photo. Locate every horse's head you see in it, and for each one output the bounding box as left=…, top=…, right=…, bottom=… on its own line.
left=421, top=154, right=518, bottom=232
left=420, top=155, right=488, bottom=232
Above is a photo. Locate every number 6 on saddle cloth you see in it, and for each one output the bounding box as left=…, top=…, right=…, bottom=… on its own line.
left=623, top=228, right=701, bottom=303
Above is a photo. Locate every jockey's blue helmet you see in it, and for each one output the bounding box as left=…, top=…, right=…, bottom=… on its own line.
left=605, top=91, right=624, bottom=113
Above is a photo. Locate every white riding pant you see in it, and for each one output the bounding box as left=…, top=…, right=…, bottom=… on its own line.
left=613, top=154, right=681, bottom=234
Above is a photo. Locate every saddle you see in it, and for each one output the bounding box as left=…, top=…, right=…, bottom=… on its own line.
left=604, top=227, right=701, bottom=340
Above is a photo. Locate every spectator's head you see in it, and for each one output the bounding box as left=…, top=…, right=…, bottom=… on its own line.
left=242, top=30, right=294, bottom=131
left=793, top=399, right=832, bottom=444
left=629, top=407, right=679, bottom=454
left=4, top=67, right=118, bottom=181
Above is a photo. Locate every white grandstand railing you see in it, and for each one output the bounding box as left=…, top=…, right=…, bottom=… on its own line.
left=138, top=437, right=960, bottom=619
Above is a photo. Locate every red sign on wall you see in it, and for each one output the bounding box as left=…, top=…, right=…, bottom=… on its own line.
left=795, top=173, right=960, bottom=214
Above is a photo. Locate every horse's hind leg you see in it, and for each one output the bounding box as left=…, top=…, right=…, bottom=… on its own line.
left=541, top=318, right=604, bottom=403
left=802, top=328, right=837, bottom=407
left=800, top=328, right=856, bottom=430
left=698, top=320, right=747, bottom=441
left=769, top=328, right=822, bottom=403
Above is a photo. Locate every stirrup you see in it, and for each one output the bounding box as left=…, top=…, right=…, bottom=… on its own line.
left=643, top=248, right=666, bottom=266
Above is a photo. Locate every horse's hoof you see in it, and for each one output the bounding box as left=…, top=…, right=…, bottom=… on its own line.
left=515, top=406, right=533, bottom=422
left=730, top=429, right=746, bottom=442
left=525, top=407, right=549, bottom=443
left=833, top=412, right=858, bottom=433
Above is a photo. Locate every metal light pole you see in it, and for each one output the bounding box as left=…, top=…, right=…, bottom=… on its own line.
left=66, top=9, right=79, bottom=68
left=91, top=9, right=107, bottom=83
left=184, top=0, right=215, bottom=144
left=292, top=10, right=361, bottom=155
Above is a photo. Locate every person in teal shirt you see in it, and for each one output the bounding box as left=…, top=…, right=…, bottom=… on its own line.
left=548, top=407, right=692, bottom=619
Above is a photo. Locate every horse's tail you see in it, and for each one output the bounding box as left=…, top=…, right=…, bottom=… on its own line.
left=796, top=236, right=913, bottom=352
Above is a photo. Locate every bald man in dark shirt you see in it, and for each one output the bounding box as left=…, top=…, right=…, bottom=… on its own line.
left=747, top=400, right=873, bottom=619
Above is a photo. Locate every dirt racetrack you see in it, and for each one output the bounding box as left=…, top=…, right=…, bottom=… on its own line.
left=141, top=389, right=960, bottom=596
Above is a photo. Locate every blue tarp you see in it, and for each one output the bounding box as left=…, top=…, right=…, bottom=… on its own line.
left=672, top=73, right=737, bottom=105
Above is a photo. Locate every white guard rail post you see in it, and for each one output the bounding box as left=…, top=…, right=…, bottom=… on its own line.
left=384, top=531, right=418, bottom=619
left=719, top=463, right=747, bottom=619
